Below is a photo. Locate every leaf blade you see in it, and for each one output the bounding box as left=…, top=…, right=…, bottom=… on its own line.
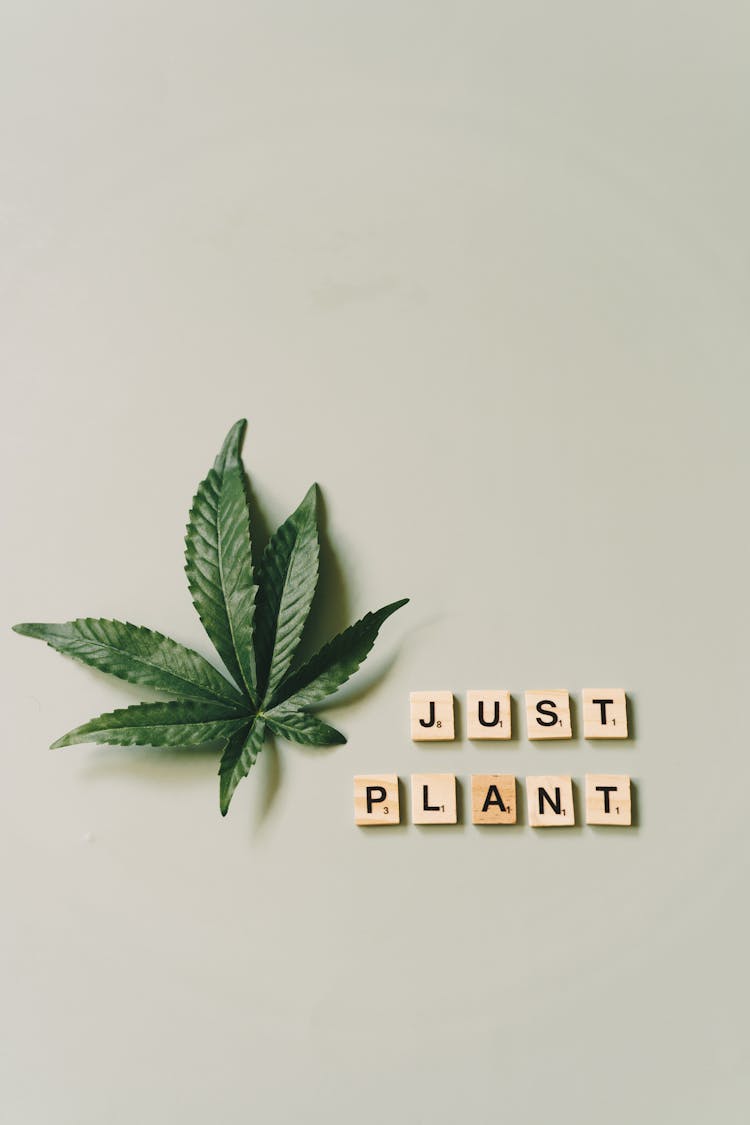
left=185, top=420, right=258, bottom=702
left=219, top=718, right=266, bottom=815
left=51, top=700, right=248, bottom=749
left=272, top=598, right=409, bottom=709
left=12, top=619, right=246, bottom=707
left=217, top=464, right=258, bottom=697
left=254, top=485, right=320, bottom=703
left=265, top=708, right=346, bottom=747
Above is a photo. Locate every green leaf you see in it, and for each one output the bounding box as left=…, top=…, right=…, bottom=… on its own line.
left=265, top=707, right=346, bottom=746
left=12, top=619, right=246, bottom=707
left=12, top=416, right=409, bottom=818
left=272, top=598, right=409, bottom=709
left=185, top=420, right=258, bottom=703
left=254, top=484, right=319, bottom=703
left=219, top=718, right=266, bottom=815
left=51, top=700, right=249, bottom=749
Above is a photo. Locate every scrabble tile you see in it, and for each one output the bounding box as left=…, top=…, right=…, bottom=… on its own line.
left=354, top=775, right=400, bottom=826
left=410, top=691, right=455, bottom=741
left=582, top=689, right=628, bottom=739
left=585, top=775, right=631, bottom=825
left=525, top=690, right=572, bottom=740
left=466, top=691, right=512, bottom=739
left=411, top=774, right=457, bottom=824
left=526, top=776, right=575, bottom=827
left=471, top=774, right=517, bottom=824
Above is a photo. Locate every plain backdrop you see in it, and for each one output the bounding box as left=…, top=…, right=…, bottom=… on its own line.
left=2, top=3, right=749, bottom=1122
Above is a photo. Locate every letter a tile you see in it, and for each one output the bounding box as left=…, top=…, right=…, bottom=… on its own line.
left=526, top=776, right=575, bottom=827
left=582, top=689, right=628, bottom=739
left=466, top=691, right=512, bottom=739
left=411, top=774, right=457, bottom=824
left=354, top=775, right=400, bottom=826
left=585, top=775, right=631, bottom=825
left=525, top=690, right=572, bottom=740
left=471, top=775, right=517, bottom=824
left=410, top=691, right=455, bottom=740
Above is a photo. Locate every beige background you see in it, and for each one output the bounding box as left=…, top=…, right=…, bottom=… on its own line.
left=2, top=3, right=749, bottom=1122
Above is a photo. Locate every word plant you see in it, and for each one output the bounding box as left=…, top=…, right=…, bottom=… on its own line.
left=354, top=774, right=632, bottom=827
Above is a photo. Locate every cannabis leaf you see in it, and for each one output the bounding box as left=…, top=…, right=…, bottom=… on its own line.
left=13, top=420, right=408, bottom=815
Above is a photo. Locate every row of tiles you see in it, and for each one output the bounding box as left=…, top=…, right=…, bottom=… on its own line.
left=411, top=690, right=629, bottom=741
left=354, top=774, right=632, bottom=827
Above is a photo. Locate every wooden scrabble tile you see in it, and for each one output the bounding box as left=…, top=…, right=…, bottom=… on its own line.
left=585, top=775, right=631, bottom=825
left=582, top=689, right=628, bottom=739
left=410, top=691, right=455, bottom=741
left=354, top=775, right=400, bottom=826
left=526, top=776, right=575, bottom=827
left=471, top=775, right=517, bottom=824
left=525, top=690, right=572, bottom=740
left=466, top=691, right=512, bottom=739
left=411, top=774, right=457, bottom=824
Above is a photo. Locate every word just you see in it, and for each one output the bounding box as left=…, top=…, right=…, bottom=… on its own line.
left=410, top=689, right=628, bottom=741
left=354, top=774, right=633, bottom=827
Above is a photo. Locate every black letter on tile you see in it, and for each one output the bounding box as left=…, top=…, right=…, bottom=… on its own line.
left=419, top=701, right=436, bottom=728
left=538, top=786, right=561, bottom=815
left=366, top=786, right=387, bottom=814
left=478, top=700, right=500, bottom=727
left=595, top=785, right=617, bottom=814
left=482, top=785, right=507, bottom=813
left=536, top=700, right=559, bottom=727
left=592, top=698, right=614, bottom=725
left=423, top=785, right=441, bottom=812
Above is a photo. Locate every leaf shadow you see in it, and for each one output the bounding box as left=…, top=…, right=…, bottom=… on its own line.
left=251, top=732, right=283, bottom=834
left=313, top=647, right=401, bottom=711
left=242, top=467, right=273, bottom=561
left=81, top=741, right=223, bottom=786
